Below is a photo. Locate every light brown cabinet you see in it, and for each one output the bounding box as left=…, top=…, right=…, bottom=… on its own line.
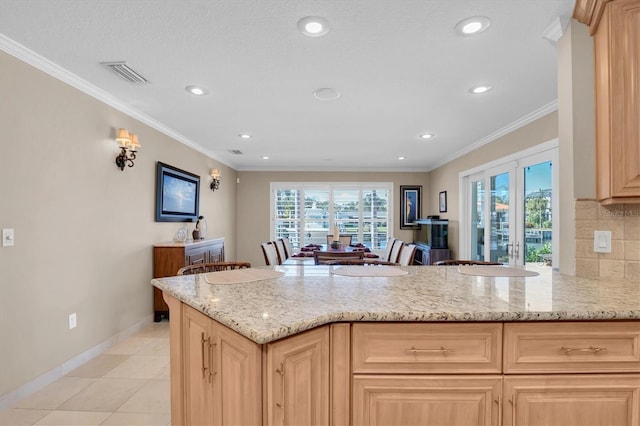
left=182, top=304, right=261, bottom=426
left=574, top=0, right=640, bottom=204
left=265, top=326, right=330, bottom=426
left=153, top=238, right=224, bottom=321
left=163, top=294, right=640, bottom=426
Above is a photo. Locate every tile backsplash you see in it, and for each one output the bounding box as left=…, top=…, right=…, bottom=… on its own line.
left=575, top=199, right=640, bottom=280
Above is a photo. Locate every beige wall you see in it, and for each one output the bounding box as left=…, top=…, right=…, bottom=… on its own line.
left=236, top=171, right=429, bottom=266
left=428, top=112, right=559, bottom=259
left=0, top=51, right=236, bottom=397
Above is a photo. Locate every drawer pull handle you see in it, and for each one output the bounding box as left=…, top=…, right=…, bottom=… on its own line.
left=406, top=346, right=453, bottom=354
left=558, top=346, right=607, bottom=354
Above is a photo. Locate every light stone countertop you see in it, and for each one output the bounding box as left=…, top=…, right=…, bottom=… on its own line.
left=151, top=265, right=640, bottom=344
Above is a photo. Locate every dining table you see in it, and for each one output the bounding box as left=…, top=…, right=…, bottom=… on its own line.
left=283, top=243, right=379, bottom=265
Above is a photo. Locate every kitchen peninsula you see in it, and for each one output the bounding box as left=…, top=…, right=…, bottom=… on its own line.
left=151, top=265, right=640, bottom=426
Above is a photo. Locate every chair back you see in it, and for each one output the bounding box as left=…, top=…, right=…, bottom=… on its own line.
left=388, top=239, right=404, bottom=263
left=177, top=261, right=251, bottom=275
left=398, top=244, right=417, bottom=266
left=281, top=237, right=293, bottom=258
left=326, top=234, right=353, bottom=245
left=434, top=259, right=503, bottom=266
left=261, top=241, right=280, bottom=265
left=382, top=237, right=397, bottom=261
left=313, top=250, right=365, bottom=265
left=274, top=238, right=288, bottom=262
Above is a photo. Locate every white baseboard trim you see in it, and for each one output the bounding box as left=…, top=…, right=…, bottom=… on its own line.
left=0, top=315, right=154, bottom=411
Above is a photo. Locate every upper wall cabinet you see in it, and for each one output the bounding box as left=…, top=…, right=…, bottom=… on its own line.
left=574, top=0, right=640, bottom=204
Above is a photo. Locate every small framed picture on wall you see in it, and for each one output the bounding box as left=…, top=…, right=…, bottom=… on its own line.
left=439, top=191, right=447, bottom=213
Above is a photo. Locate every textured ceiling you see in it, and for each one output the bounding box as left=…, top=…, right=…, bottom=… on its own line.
left=0, top=0, right=574, bottom=171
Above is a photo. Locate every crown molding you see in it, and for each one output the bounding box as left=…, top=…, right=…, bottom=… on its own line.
left=428, top=99, right=558, bottom=171
left=0, top=34, right=235, bottom=169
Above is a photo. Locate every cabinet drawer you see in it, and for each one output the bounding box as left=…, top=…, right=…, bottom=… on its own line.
left=504, top=321, right=640, bottom=374
left=352, top=323, right=502, bottom=374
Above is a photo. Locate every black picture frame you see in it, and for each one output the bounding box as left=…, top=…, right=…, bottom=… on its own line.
left=155, top=162, right=200, bottom=222
left=439, top=190, right=448, bottom=213
left=400, top=185, right=421, bottom=229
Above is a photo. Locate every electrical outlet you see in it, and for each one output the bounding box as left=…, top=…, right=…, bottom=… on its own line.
left=69, top=313, right=77, bottom=329
left=2, top=228, right=14, bottom=247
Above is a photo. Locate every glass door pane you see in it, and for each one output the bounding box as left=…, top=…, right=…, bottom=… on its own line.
left=523, top=160, right=553, bottom=266
left=489, top=172, right=511, bottom=264
left=470, top=179, right=485, bottom=261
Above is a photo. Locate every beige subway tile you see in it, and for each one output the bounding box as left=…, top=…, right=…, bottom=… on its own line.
left=575, top=220, right=598, bottom=239
left=625, top=261, right=640, bottom=282
left=624, top=213, right=640, bottom=240
left=624, top=240, right=640, bottom=261
left=597, top=220, right=625, bottom=239
left=601, top=240, right=625, bottom=260
left=575, top=258, right=598, bottom=278
left=599, top=259, right=625, bottom=279
left=575, top=239, right=597, bottom=259
left=575, top=200, right=598, bottom=220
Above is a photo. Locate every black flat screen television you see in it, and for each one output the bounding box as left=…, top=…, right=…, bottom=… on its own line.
left=413, top=219, right=448, bottom=249
left=155, top=162, right=200, bottom=222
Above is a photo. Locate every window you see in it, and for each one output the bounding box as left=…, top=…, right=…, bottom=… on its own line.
left=271, top=183, right=392, bottom=251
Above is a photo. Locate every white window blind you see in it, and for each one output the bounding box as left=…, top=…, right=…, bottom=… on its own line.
left=271, top=183, right=392, bottom=251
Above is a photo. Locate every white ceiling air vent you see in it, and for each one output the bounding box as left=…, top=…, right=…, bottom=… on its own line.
left=100, top=61, right=148, bottom=84
left=229, top=149, right=244, bottom=155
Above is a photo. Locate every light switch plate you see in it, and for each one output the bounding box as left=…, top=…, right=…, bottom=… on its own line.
left=593, top=230, right=612, bottom=253
left=2, top=228, right=14, bottom=247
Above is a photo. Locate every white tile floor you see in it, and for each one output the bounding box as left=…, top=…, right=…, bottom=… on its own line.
left=0, top=322, right=171, bottom=426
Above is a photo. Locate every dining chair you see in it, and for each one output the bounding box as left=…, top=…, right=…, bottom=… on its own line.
left=326, top=234, right=353, bottom=245
left=434, top=259, right=503, bottom=266
left=382, top=237, right=397, bottom=261
left=397, top=244, right=417, bottom=266
left=274, top=238, right=288, bottom=262
left=388, top=239, right=404, bottom=263
left=177, top=261, right=251, bottom=275
left=261, top=241, right=281, bottom=265
left=281, top=237, right=294, bottom=258
left=313, top=250, right=364, bottom=265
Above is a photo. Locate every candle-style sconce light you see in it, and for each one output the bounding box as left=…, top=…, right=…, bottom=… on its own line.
left=115, top=128, right=141, bottom=171
left=210, top=168, right=221, bottom=191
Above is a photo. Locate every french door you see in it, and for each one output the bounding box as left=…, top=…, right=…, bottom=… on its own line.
left=461, top=142, right=558, bottom=266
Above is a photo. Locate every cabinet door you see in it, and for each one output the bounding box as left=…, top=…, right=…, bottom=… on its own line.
left=266, top=326, right=330, bottom=426
left=214, top=322, right=262, bottom=425
left=353, top=375, right=502, bottom=426
left=183, top=306, right=214, bottom=426
left=503, top=374, right=640, bottom=426
left=207, top=239, right=225, bottom=262
left=185, top=245, right=208, bottom=265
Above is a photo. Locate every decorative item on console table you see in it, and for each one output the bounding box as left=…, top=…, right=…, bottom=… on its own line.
left=152, top=237, right=224, bottom=321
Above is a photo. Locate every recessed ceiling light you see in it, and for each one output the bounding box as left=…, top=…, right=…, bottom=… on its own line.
left=238, top=133, right=252, bottom=139
left=313, top=88, right=341, bottom=100
left=261, top=156, right=269, bottom=160
left=455, top=16, right=491, bottom=36
left=419, top=133, right=435, bottom=140
left=398, top=156, right=406, bottom=160
left=470, top=84, right=492, bottom=94
left=298, top=16, right=330, bottom=37
left=185, top=85, right=208, bottom=96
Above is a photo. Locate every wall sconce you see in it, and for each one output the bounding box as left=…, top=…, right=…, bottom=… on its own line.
left=115, top=128, right=141, bottom=171
left=210, top=169, right=221, bottom=191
